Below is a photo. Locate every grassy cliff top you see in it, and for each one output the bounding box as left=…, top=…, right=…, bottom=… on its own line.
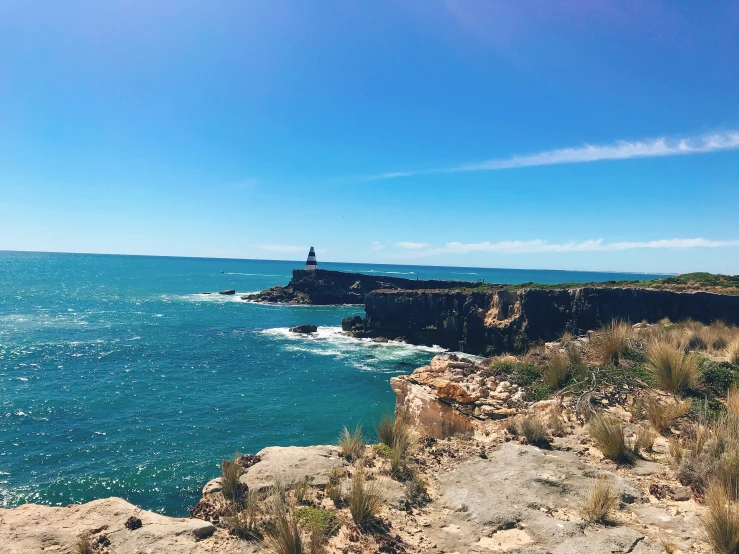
left=461, top=272, right=739, bottom=295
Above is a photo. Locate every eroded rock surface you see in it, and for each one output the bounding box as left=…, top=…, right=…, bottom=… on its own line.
left=426, top=443, right=658, bottom=553
left=0, top=497, right=241, bottom=554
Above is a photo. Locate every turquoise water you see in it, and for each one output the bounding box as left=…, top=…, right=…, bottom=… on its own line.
left=0, top=252, right=667, bottom=515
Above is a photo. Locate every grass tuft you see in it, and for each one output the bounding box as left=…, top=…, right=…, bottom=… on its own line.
left=638, top=395, right=692, bottom=433
left=338, top=426, right=364, bottom=462
left=728, top=385, right=739, bottom=416
left=518, top=415, right=549, bottom=448
left=264, top=494, right=302, bottom=554
left=348, top=468, right=384, bottom=527
left=726, top=339, right=739, bottom=366
left=588, top=414, right=633, bottom=464
left=224, top=489, right=261, bottom=540
left=702, top=484, right=739, bottom=554
left=543, top=353, right=569, bottom=389
left=222, top=454, right=245, bottom=503
left=581, top=477, right=620, bottom=524
left=647, top=340, right=700, bottom=393
left=593, top=320, right=632, bottom=364
left=76, top=534, right=94, bottom=554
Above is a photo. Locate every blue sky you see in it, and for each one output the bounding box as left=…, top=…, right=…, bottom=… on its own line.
left=1, top=1, right=738, bottom=274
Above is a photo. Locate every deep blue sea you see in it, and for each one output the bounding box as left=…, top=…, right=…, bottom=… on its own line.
left=0, top=252, right=667, bottom=515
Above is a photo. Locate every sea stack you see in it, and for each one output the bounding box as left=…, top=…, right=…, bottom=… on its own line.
left=305, top=246, right=317, bottom=271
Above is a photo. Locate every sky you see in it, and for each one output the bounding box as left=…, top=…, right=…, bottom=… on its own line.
left=1, top=1, right=738, bottom=274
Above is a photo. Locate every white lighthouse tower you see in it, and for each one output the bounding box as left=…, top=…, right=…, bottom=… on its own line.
left=305, top=247, right=317, bottom=271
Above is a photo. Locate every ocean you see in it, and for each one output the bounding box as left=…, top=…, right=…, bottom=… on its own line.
left=0, top=252, right=667, bottom=515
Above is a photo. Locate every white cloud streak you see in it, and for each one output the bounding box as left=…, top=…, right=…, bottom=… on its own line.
left=369, top=131, right=739, bottom=180
left=393, top=238, right=739, bottom=256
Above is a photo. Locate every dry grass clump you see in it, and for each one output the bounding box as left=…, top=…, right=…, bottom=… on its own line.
left=543, top=353, right=569, bottom=389
left=726, top=339, right=739, bottom=366
left=593, top=320, right=632, bottom=364
left=632, top=425, right=656, bottom=456
left=264, top=494, right=303, bottom=554
left=588, top=414, right=633, bottom=464
left=376, top=414, right=415, bottom=479
left=646, top=340, right=700, bottom=393
left=338, top=426, right=364, bottom=462
left=727, top=385, right=739, bottom=416
left=222, top=454, right=245, bottom=503
left=518, top=415, right=549, bottom=448
left=76, top=534, right=94, bottom=554
left=348, top=467, right=384, bottom=526
left=702, top=484, right=739, bottom=554
left=581, top=477, right=620, bottom=524
left=637, top=395, right=693, bottom=433
left=225, top=489, right=261, bottom=539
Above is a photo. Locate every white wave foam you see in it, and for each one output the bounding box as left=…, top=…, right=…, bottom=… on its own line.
left=165, top=293, right=258, bottom=304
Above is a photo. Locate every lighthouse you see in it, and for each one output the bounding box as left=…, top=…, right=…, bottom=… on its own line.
left=305, top=247, right=317, bottom=271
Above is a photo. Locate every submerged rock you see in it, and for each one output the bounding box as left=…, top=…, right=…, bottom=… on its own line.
left=218, top=289, right=236, bottom=295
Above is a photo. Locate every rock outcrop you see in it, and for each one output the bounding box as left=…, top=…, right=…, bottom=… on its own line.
left=289, top=323, right=318, bottom=334
left=392, top=355, right=523, bottom=438
left=365, top=287, right=739, bottom=355
left=0, top=497, right=233, bottom=554
left=243, top=269, right=471, bottom=305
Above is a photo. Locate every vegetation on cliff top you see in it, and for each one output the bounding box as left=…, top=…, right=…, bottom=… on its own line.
left=461, top=271, right=739, bottom=294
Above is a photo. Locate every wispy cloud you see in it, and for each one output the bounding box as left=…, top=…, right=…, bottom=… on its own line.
left=391, top=238, right=739, bottom=257
left=368, top=130, right=739, bottom=180
left=257, top=244, right=305, bottom=253
left=397, top=241, right=431, bottom=249
left=371, top=241, right=385, bottom=251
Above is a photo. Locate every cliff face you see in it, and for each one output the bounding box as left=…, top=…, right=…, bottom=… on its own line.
left=243, top=268, right=472, bottom=305
left=364, top=287, right=739, bottom=355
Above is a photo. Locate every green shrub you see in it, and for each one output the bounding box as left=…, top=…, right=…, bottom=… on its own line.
left=372, top=443, right=392, bottom=458
left=296, top=507, right=339, bottom=537
left=702, top=361, right=739, bottom=397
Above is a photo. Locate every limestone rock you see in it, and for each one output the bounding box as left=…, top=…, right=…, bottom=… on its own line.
left=239, top=445, right=346, bottom=492
left=0, top=497, right=235, bottom=554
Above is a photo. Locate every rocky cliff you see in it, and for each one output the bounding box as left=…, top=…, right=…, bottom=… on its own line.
left=363, top=287, right=739, bottom=355
left=243, top=268, right=472, bottom=304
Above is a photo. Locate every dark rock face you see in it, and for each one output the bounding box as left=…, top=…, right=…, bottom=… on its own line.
left=341, top=315, right=365, bottom=332
left=289, top=324, right=318, bottom=334
left=364, top=287, right=739, bottom=355
left=243, top=269, right=472, bottom=305
left=218, top=289, right=236, bottom=295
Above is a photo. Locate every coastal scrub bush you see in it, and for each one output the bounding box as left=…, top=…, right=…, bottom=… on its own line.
left=348, top=468, right=384, bottom=527
left=702, top=484, right=739, bottom=554
left=296, top=507, right=339, bottom=538
left=264, top=495, right=302, bottom=554
left=702, top=361, right=739, bottom=397
left=581, top=477, right=619, bottom=524
left=593, top=320, right=632, bottom=364
left=588, top=414, right=633, bottom=464
left=338, top=426, right=364, bottom=462
left=518, top=415, right=549, bottom=448
left=372, top=443, right=392, bottom=458
left=543, top=353, right=569, bottom=389
left=646, top=341, right=700, bottom=393
left=637, top=395, right=692, bottom=433
left=222, top=454, right=245, bottom=503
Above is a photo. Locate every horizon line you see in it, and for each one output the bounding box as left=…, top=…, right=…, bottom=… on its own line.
left=0, top=248, right=684, bottom=277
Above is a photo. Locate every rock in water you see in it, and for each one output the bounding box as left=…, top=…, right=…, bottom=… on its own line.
left=341, top=315, right=365, bottom=332
left=218, top=289, right=236, bottom=295
left=289, top=324, right=318, bottom=334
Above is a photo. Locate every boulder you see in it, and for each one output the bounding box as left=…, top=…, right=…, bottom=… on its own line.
left=218, top=290, right=236, bottom=295
left=341, top=315, right=365, bottom=332
left=0, top=497, right=232, bottom=554
left=289, top=324, right=318, bottom=334
left=238, top=445, right=347, bottom=492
